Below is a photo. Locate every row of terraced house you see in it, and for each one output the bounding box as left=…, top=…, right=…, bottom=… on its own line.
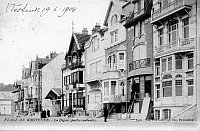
left=12, top=0, right=200, bottom=121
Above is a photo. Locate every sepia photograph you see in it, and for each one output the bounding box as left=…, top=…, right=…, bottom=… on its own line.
left=0, top=0, right=199, bottom=130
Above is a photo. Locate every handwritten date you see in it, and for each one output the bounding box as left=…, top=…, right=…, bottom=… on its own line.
left=5, top=3, right=77, bottom=17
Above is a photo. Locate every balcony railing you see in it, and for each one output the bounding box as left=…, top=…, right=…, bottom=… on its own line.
left=133, top=8, right=145, bottom=19
left=129, top=58, right=151, bottom=72
left=156, top=38, right=195, bottom=55
left=67, top=60, right=84, bottom=70
left=151, top=0, right=190, bottom=22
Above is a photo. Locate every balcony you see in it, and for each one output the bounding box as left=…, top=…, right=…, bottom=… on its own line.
left=129, top=58, right=151, bottom=72
left=124, top=0, right=152, bottom=28
left=85, top=72, right=102, bottom=82
left=155, top=38, right=195, bottom=57
left=151, top=0, right=191, bottom=25
left=67, top=60, right=84, bottom=70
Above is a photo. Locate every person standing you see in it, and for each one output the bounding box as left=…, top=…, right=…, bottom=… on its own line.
left=103, top=105, right=108, bottom=122
left=47, top=109, right=50, bottom=117
left=44, top=109, right=47, bottom=118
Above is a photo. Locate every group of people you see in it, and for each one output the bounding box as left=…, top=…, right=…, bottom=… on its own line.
left=41, top=109, right=50, bottom=118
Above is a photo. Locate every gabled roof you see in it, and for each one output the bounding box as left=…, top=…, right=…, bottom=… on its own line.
left=103, top=0, right=129, bottom=26
left=65, top=32, right=91, bottom=59
left=45, top=88, right=61, bottom=100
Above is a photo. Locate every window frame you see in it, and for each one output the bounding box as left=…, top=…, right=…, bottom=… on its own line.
left=163, top=109, right=171, bottom=120
left=183, top=17, right=189, bottom=39
left=187, top=79, right=194, bottom=96
left=187, top=53, right=194, bottom=70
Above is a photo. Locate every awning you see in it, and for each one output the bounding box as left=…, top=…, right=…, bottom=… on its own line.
left=45, top=88, right=61, bottom=100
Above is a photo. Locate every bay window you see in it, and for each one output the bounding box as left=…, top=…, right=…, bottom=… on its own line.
left=175, top=54, right=182, bottom=69
left=175, top=79, right=182, bottom=96
left=187, top=79, right=194, bottom=96
left=187, top=53, right=193, bottom=70
left=183, top=17, right=189, bottom=39
left=162, top=80, right=172, bottom=97
left=162, top=58, right=166, bottom=72
left=111, top=81, right=116, bottom=95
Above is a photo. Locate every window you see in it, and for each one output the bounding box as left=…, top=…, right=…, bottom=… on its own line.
left=162, top=58, right=166, bottom=72
left=111, top=30, right=118, bottom=43
left=139, top=21, right=144, bottom=35
left=67, top=75, right=70, bottom=85
left=111, top=81, right=116, bottom=95
left=91, top=36, right=99, bottom=52
left=104, top=81, right=109, bottom=96
left=156, top=85, right=160, bottom=98
left=187, top=79, right=194, bottom=96
left=119, top=53, right=124, bottom=60
left=155, top=60, right=160, bottom=76
left=64, top=76, right=66, bottom=85
left=111, top=14, right=117, bottom=26
left=113, top=54, right=116, bottom=64
left=162, top=81, right=172, bottom=97
left=158, top=28, right=164, bottom=46
left=175, top=54, right=183, bottom=69
left=155, top=110, right=160, bottom=120
left=168, top=20, right=179, bottom=46
left=133, top=44, right=146, bottom=61
left=163, top=109, right=171, bottom=120
left=108, top=55, right=117, bottom=70
left=187, top=53, right=193, bottom=69
left=78, top=71, right=83, bottom=84
left=175, top=80, right=182, bottom=96
left=183, top=17, right=189, bottom=39
left=108, top=56, right=112, bottom=69
left=168, top=57, right=172, bottom=71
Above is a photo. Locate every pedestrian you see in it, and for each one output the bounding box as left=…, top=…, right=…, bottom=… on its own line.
left=44, top=109, right=47, bottom=118
left=41, top=109, right=44, bottom=118
left=103, top=105, right=108, bottom=122
left=47, top=109, right=50, bottom=117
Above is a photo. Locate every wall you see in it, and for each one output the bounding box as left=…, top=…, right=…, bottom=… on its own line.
left=41, top=52, right=65, bottom=111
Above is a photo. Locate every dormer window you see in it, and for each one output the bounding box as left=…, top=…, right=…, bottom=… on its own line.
left=111, top=14, right=117, bottom=26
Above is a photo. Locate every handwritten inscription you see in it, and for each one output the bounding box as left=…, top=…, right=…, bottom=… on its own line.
left=5, top=3, right=77, bottom=17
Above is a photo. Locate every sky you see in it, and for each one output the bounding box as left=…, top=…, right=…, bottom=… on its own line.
left=0, top=0, right=110, bottom=84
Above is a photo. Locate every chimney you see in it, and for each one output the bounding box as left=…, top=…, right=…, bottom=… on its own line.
left=50, top=52, right=58, bottom=59
left=95, top=23, right=101, bottom=32
left=92, top=28, right=96, bottom=34
left=82, top=28, right=88, bottom=35
left=92, top=23, right=101, bottom=34
left=46, top=55, right=49, bottom=59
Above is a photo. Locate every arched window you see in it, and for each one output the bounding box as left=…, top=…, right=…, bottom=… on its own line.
left=162, top=74, right=172, bottom=79
left=175, top=74, right=182, bottom=78
left=111, top=14, right=117, bottom=26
